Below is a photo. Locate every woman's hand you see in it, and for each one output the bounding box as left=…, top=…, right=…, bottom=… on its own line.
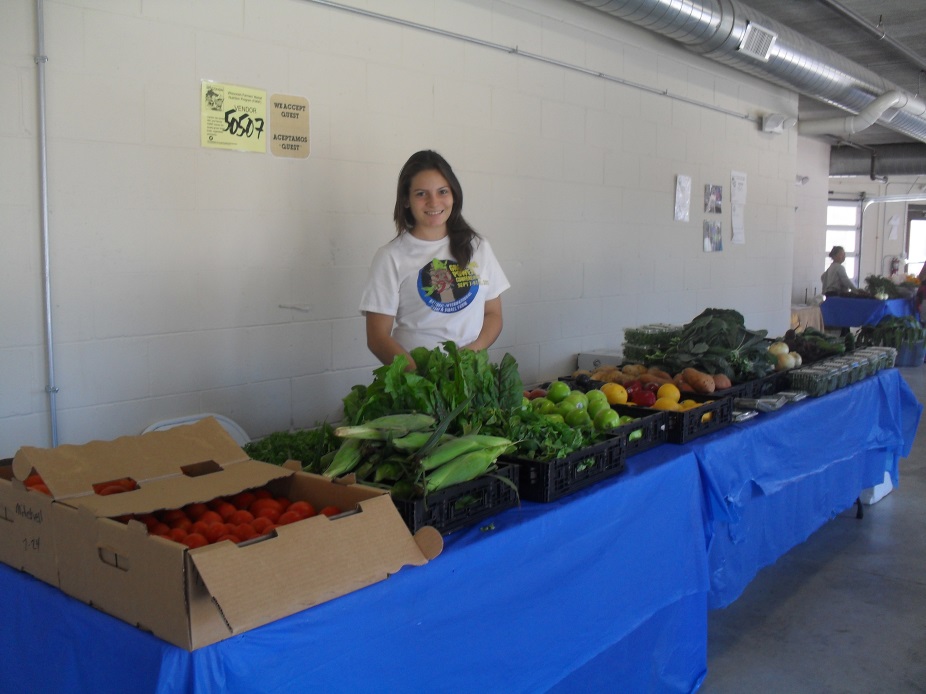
left=463, top=297, right=503, bottom=352
left=365, top=312, right=417, bottom=370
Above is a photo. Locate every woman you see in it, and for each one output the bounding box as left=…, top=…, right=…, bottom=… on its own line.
left=359, top=150, right=510, bottom=369
left=821, top=245, right=857, bottom=295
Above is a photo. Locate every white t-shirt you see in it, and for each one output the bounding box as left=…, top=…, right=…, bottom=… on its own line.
left=359, top=233, right=510, bottom=352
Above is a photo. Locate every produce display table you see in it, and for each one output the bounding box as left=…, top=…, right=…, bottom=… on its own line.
left=687, top=367, right=921, bottom=608
left=0, top=445, right=710, bottom=694
left=0, top=369, right=918, bottom=692
left=819, top=296, right=913, bottom=328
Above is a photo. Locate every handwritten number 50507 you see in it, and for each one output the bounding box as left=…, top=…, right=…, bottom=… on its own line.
left=224, top=109, right=265, bottom=139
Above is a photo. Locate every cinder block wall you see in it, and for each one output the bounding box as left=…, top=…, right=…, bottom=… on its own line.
left=0, top=0, right=809, bottom=454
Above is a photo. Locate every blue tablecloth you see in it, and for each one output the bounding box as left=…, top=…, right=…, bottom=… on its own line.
left=0, top=445, right=710, bottom=694
left=0, top=369, right=919, bottom=691
left=688, top=368, right=921, bottom=608
left=820, top=296, right=913, bottom=327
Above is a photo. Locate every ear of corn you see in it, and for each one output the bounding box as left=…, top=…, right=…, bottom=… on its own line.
left=391, top=431, right=450, bottom=452
left=424, top=443, right=511, bottom=492
left=374, top=460, right=405, bottom=482
left=322, top=437, right=364, bottom=478
left=419, top=436, right=484, bottom=471
left=464, top=434, right=517, bottom=450
left=334, top=413, right=435, bottom=440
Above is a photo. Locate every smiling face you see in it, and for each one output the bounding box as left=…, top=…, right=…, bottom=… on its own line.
left=406, top=169, right=453, bottom=239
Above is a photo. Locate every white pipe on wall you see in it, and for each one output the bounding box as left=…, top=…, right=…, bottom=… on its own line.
left=35, top=0, right=59, bottom=446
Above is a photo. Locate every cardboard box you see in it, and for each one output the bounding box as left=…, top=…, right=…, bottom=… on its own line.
left=0, top=460, right=59, bottom=586
left=6, top=418, right=442, bottom=650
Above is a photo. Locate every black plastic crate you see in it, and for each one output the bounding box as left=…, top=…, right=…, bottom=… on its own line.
left=615, top=394, right=733, bottom=444
left=501, top=433, right=626, bottom=503
left=607, top=408, right=669, bottom=457
left=739, top=370, right=790, bottom=398
left=710, top=381, right=751, bottom=399
left=391, top=464, right=519, bottom=536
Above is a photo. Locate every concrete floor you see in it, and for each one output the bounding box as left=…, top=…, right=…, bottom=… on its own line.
left=698, top=365, right=926, bottom=693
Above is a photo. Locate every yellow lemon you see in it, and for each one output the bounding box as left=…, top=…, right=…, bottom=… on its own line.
left=656, top=383, right=681, bottom=403
left=652, top=397, right=681, bottom=411
left=600, top=383, right=628, bottom=405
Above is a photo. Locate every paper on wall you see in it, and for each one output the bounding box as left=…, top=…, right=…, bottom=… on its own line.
left=889, top=214, right=900, bottom=240
left=731, top=170, right=747, bottom=244
left=675, top=175, right=691, bottom=222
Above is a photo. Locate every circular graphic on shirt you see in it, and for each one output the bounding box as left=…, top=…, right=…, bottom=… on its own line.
left=417, top=258, right=480, bottom=314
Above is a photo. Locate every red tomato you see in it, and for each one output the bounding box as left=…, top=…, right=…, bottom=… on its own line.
left=255, top=507, right=281, bottom=523
left=203, top=524, right=227, bottom=543
left=249, top=498, right=282, bottom=515
left=150, top=522, right=171, bottom=537
left=30, top=483, right=51, bottom=496
left=190, top=520, right=211, bottom=536
left=251, top=517, right=274, bottom=534
left=198, top=510, right=223, bottom=526
left=215, top=502, right=237, bottom=521
left=230, top=491, right=257, bottom=510
left=277, top=511, right=301, bottom=525
left=229, top=509, right=254, bottom=525
left=320, top=505, right=342, bottom=517
left=275, top=496, right=292, bottom=511
left=137, top=514, right=160, bottom=530
left=184, top=502, right=210, bottom=519
left=97, top=485, right=127, bottom=496
left=215, top=534, right=240, bottom=544
left=170, top=517, right=193, bottom=532
left=24, top=473, right=45, bottom=488
left=235, top=524, right=257, bottom=541
left=161, top=508, right=188, bottom=524
left=253, top=489, right=273, bottom=500
left=288, top=501, right=316, bottom=519
left=183, top=533, right=208, bottom=549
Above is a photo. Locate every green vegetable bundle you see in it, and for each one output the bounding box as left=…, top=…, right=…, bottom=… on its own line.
left=645, top=308, right=776, bottom=382
left=243, top=424, right=339, bottom=471
left=783, top=327, right=852, bottom=362
left=342, top=341, right=524, bottom=431
left=857, top=315, right=925, bottom=349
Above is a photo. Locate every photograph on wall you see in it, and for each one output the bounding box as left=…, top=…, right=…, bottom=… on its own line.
left=704, top=184, right=723, bottom=213
left=703, top=220, right=723, bottom=252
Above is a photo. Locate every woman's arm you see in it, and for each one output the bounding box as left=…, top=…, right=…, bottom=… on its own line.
left=837, top=264, right=856, bottom=290
left=365, top=312, right=416, bottom=370
left=463, top=297, right=503, bottom=352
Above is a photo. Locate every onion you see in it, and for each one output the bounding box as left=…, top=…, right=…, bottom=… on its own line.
left=768, top=341, right=790, bottom=356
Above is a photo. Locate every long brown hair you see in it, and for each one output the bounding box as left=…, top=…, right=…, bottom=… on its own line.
left=393, top=150, right=480, bottom=268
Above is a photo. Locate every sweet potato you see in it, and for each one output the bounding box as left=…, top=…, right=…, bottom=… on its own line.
left=682, top=367, right=716, bottom=394
left=639, top=373, right=672, bottom=386
left=673, top=373, right=695, bottom=392
left=621, top=364, right=647, bottom=377
left=646, top=367, right=673, bottom=381
left=711, top=373, right=732, bottom=390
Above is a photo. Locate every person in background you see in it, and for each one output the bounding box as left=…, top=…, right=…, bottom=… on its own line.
left=359, top=150, right=510, bottom=370
left=821, top=245, right=857, bottom=295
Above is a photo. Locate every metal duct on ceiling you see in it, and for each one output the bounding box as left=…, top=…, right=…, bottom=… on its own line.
left=830, top=143, right=926, bottom=177
left=571, top=0, right=926, bottom=146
